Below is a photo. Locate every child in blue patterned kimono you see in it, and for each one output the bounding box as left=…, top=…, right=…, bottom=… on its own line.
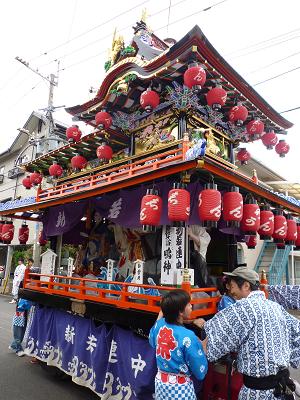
left=9, top=298, right=32, bottom=357
left=149, top=289, right=208, bottom=400
left=217, top=275, right=236, bottom=311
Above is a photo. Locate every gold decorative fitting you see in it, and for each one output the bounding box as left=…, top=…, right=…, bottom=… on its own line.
left=192, top=46, right=198, bottom=52
left=196, top=160, right=204, bottom=169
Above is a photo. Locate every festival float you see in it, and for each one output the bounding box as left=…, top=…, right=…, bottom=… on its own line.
left=1, top=14, right=300, bottom=400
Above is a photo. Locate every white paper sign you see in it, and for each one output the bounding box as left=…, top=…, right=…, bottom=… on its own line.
left=67, top=257, right=74, bottom=277
left=41, top=249, right=57, bottom=282
left=161, top=226, right=185, bottom=285
left=134, top=260, right=144, bottom=285
left=106, top=259, right=115, bottom=281
left=176, top=268, right=194, bottom=286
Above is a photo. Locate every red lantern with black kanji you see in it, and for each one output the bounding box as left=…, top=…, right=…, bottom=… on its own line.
left=95, top=111, right=112, bottom=130
left=0, top=220, right=5, bottom=243
left=18, top=223, right=29, bottom=245
left=258, top=205, right=274, bottom=240
left=71, top=154, right=87, bottom=171
left=228, top=104, right=248, bottom=126
left=22, top=176, right=32, bottom=190
left=241, top=198, right=260, bottom=235
left=140, top=189, right=162, bottom=232
left=237, top=148, right=251, bottom=165
left=38, top=230, right=47, bottom=246
left=96, top=143, right=113, bottom=162
left=261, top=130, right=278, bottom=150
left=198, top=183, right=221, bottom=228
left=275, top=140, right=290, bottom=157
left=295, top=222, right=300, bottom=250
left=66, top=125, right=82, bottom=143
left=246, top=235, right=257, bottom=249
left=49, top=162, right=63, bottom=178
left=140, top=88, right=160, bottom=113
left=222, top=186, right=243, bottom=227
left=30, top=171, right=42, bottom=186
left=285, top=215, right=297, bottom=245
left=168, top=183, right=190, bottom=226
left=272, top=209, right=287, bottom=244
left=2, top=221, right=14, bottom=244
left=246, top=118, right=264, bottom=139
left=206, top=86, right=227, bottom=111
left=184, top=64, right=206, bottom=91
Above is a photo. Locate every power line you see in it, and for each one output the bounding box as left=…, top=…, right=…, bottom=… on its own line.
left=253, top=65, right=300, bottom=86
left=246, top=50, right=300, bottom=75
left=280, top=106, right=300, bottom=114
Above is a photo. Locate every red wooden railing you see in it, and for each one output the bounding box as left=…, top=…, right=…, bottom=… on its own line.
left=24, top=270, right=219, bottom=318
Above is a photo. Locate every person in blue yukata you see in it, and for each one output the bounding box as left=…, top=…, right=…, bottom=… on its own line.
left=9, top=298, right=32, bottom=357
left=217, top=274, right=236, bottom=311
left=194, top=266, right=300, bottom=400
left=149, top=289, right=208, bottom=400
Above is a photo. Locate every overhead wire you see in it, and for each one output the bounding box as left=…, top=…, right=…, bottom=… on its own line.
left=245, top=50, right=300, bottom=75
left=253, top=65, right=300, bottom=86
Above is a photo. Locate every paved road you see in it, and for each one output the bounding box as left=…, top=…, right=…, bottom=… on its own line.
left=0, top=295, right=98, bottom=400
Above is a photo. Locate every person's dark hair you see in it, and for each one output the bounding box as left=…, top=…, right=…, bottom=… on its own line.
left=161, top=289, right=190, bottom=324
left=216, top=276, right=229, bottom=295
left=28, top=258, right=34, bottom=263
left=229, top=276, right=260, bottom=291
left=18, top=258, right=24, bottom=263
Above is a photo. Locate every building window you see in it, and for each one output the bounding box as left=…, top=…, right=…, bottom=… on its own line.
left=0, top=166, right=4, bottom=184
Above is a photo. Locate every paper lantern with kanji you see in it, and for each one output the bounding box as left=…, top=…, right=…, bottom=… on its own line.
left=168, top=184, right=190, bottom=226
left=18, top=223, right=29, bottom=245
left=184, top=64, right=206, bottom=91
left=2, top=222, right=14, bottom=244
left=246, top=118, right=264, bottom=138
left=140, top=189, right=162, bottom=232
left=261, top=130, right=278, bottom=150
left=237, top=148, right=251, bottom=165
left=275, top=140, right=290, bottom=158
left=285, top=215, right=297, bottom=245
left=30, top=171, right=42, bottom=186
left=0, top=220, right=5, bottom=242
left=198, top=183, right=221, bottom=228
left=246, top=235, right=257, bottom=249
left=49, top=162, right=63, bottom=178
left=241, top=199, right=260, bottom=235
left=22, top=176, right=32, bottom=190
left=222, top=186, right=243, bottom=227
left=272, top=209, right=287, bottom=244
left=206, top=86, right=227, bottom=110
left=38, top=230, right=47, bottom=246
left=258, top=205, right=274, bottom=240
left=295, top=222, right=300, bottom=250
left=140, top=89, right=160, bottom=113
left=228, top=105, right=248, bottom=126
left=96, top=143, right=113, bottom=162
left=95, top=111, right=112, bottom=130
left=71, top=154, right=87, bottom=171
left=66, top=125, right=82, bottom=143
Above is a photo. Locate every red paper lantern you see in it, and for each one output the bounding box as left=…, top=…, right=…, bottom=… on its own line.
left=295, top=223, right=300, bottom=250
left=228, top=104, right=248, bottom=126
left=140, top=89, right=160, bottom=113
left=198, top=183, right=221, bottom=228
left=30, top=171, right=42, bottom=186
left=184, top=64, right=206, bottom=91
left=168, top=184, right=190, bottom=225
left=49, top=162, right=63, bottom=178
left=246, top=118, right=264, bottom=138
left=261, top=130, right=278, bottom=150
left=258, top=206, right=274, bottom=240
left=71, top=154, right=87, bottom=171
left=96, top=143, right=113, bottom=162
left=95, top=111, right=112, bottom=130
left=140, top=189, right=162, bottom=231
left=237, top=148, right=251, bottom=165
left=285, top=215, right=297, bottom=245
left=0, top=220, right=5, bottom=242
left=2, top=222, right=14, bottom=244
left=38, top=230, right=47, bottom=246
left=206, top=86, right=227, bottom=110
left=241, top=199, right=260, bottom=235
left=22, top=176, right=32, bottom=190
left=66, top=125, right=82, bottom=143
left=222, top=187, right=243, bottom=227
left=272, top=209, right=287, bottom=244
left=246, top=235, right=257, bottom=249
left=275, top=140, right=290, bottom=157
left=18, top=223, right=29, bottom=245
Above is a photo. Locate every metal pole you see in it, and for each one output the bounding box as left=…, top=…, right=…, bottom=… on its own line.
left=44, top=73, right=56, bottom=155
left=3, top=245, right=13, bottom=294
left=291, top=246, right=295, bottom=285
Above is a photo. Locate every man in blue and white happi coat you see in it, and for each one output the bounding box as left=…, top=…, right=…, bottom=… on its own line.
left=196, top=266, right=300, bottom=400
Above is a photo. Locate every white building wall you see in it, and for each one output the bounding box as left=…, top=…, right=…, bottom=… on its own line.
left=240, top=239, right=264, bottom=270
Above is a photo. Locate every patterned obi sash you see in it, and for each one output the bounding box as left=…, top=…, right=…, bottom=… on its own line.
left=157, top=370, right=191, bottom=385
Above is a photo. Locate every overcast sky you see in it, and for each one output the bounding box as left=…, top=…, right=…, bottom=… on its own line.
left=1, top=0, right=299, bottom=182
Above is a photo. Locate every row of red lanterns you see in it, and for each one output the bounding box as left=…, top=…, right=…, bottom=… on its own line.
left=22, top=171, right=43, bottom=189
left=0, top=221, right=48, bottom=246
left=139, top=185, right=300, bottom=247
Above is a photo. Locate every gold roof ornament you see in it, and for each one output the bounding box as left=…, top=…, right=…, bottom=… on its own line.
left=141, top=8, right=148, bottom=23
left=109, top=28, right=125, bottom=65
